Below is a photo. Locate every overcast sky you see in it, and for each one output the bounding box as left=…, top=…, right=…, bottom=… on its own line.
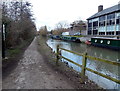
left=29, top=0, right=120, bottom=31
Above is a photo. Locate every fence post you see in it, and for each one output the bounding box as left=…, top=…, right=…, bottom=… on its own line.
left=56, top=45, right=59, bottom=65
left=59, top=50, right=61, bottom=60
left=81, top=52, right=87, bottom=83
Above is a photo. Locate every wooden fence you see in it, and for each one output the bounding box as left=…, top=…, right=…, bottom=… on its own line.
left=56, top=45, right=120, bottom=84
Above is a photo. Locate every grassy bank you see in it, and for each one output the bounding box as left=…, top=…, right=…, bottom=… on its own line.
left=37, top=35, right=105, bottom=90
left=5, top=38, right=34, bottom=57
left=2, top=37, right=35, bottom=78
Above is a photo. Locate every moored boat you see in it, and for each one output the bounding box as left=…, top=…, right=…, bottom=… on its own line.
left=91, top=37, right=120, bottom=50
left=61, top=36, right=81, bottom=43
left=51, top=35, right=61, bottom=40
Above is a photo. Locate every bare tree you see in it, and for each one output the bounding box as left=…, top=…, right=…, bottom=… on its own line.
left=53, top=21, right=69, bottom=35
left=39, top=26, right=48, bottom=36
left=55, top=21, right=69, bottom=30
left=70, top=20, right=86, bottom=33
left=2, top=1, right=36, bottom=48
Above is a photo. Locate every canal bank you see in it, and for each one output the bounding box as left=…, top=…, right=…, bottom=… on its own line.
left=37, top=36, right=104, bottom=89
left=47, top=38, right=120, bottom=89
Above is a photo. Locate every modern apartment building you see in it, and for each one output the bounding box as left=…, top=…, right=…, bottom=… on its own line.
left=87, top=4, right=120, bottom=36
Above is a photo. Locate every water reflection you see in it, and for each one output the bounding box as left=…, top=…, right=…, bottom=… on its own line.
left=47, top=39, right=120, bottom=89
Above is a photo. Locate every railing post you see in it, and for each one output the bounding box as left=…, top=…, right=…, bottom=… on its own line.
left=59, top=50, right=61, bottom=60
left=56, top=45, right=59, bottom=65
left=81, top=52, right=87, bottom=83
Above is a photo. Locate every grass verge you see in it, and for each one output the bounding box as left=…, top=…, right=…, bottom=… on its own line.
left=2, top=37, right=34, bottom=79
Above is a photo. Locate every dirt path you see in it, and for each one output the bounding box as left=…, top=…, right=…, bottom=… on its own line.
left=3, top=37, right=74, bottom=89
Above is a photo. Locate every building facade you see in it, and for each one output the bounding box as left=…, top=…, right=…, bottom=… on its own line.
left=70, top=20, right=87, bottom=35
left=87, top=4, right=120, bottom=36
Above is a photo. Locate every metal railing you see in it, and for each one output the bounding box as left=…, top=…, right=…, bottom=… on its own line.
left=56, top=45, right=120, bottom=84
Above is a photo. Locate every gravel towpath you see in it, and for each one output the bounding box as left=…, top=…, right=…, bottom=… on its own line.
left=3, top=37, right=74, bottom=89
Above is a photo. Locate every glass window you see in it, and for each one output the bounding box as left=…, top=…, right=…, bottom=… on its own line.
left=110, top=20, right=112, bottom=25
left=103, top=21, right=105, bottom=26
left=107, top=26, right=110, bottom=31
left=110, top=26, right=112, bottom=31
left=88, top=20, right=92, bottom=23
left=99, top=26, right=106, bottom=32
left=112, top=19, right=115, bottom=25
left=108, top=26, right=115, bottom=31
left=100, top=40, right=103, bottom=43
left=88, top=23, right=92, bottom=27
left=99, top=16, right=105, bottom=21
left=88, top=27, right=92, bottom=31
left=116, top=19, right=120, bottom=24
left=107, top=20, right=110, bottom=25
left=95, top=40, right=97, bottom=42
left=116, top=12, right=120, bottom=19
left=116, top=25, right=119, bottom=31
left=92, top=18, right=99, bottom=22
left=107, top=13, right=115, bottom=20
left=99, top=21, right=105, bottom=26
left=107, top=41, right=110, bottom=44
left=93, top=21, right=98, bottom=26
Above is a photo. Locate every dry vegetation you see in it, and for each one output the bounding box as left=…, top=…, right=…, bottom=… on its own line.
left=2, top=1, right=37, bottom=68
left=2, top=1, right=37, bottom=48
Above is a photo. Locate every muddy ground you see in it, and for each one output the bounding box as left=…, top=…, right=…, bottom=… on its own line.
left=2, top=36, right=105, bottom=90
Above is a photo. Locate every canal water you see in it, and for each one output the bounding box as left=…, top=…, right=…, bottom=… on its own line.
left=47, top=38, right=120, bottom=89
